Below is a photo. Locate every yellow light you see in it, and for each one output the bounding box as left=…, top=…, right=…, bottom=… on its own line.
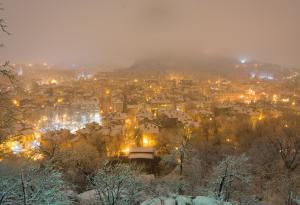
left=258, top=113, right=264, bottom=121
left=292, top=102, right=296, bottom=106
left=281, top=98, right=290, bottom=103
left=247, top=89, right=255, bottom=95
left=105, top=89, right=110, bottom=95
left=32, top=153, right=43, bottom=161
left=34, top=133, right=41, bottom=139
left=143, top=137, right=149, bottom=146
left=133, top=79, right=138, bottom=83
left=226, top=138, right=232, bottom=142
left=8, top=141, right=23, bottom=153
left=125, top=119, right=131, bottom=125
left=244, top=100, right=251, bottom=104
left=51, top=79, right=57, bottom=84
left=122, top=147, right=130, bottom=154
left=57, top=98, right=64, bottom=103
left=12, top=99, right=20, bottom=107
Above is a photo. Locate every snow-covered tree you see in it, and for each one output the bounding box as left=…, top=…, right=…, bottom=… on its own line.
left=210, top=154, right=252, bottom=202
left=0, top=163, right=73, bottom=205
left=258, top=113, right=300, bottom=205
left=90, top=163, right=143, bottom=205
left=0, top=7, right=19, bottom=144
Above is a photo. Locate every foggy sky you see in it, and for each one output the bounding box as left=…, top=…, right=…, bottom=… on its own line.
left=0, top=0, right=300, bottom=68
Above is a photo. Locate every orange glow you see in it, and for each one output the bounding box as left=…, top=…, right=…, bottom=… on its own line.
left=12, top=99, right=20, bottom=107
left=272, top=94, right=278, bottom=102
left=125, top=119, right=132, bottom=125
left=57, top=98, right=64, bottom=103
left=142, top=134, right=156, bottom=147
left=258, top=112, right=264, bottom=121
left=0, top=134, right=42, bottom=159
left=143, top=137, right=149, bottom=145
left=122, top=147, right=130, bottom=154
left=247, top=89, right=255, bottom=95
left=32, top=153, right=44, bottom=161
left=34, top=132, right=41, bottom=139
left=226, top=138, right=232, bottom=143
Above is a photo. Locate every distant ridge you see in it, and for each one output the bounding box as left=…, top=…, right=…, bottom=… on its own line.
left=124, top=54, right=291, bottom=78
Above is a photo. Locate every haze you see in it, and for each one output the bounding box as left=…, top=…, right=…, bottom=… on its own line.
left=1, top=0, right=300, bottom=67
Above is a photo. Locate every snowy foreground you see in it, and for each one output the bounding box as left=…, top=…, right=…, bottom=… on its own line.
left=141, top=196, right=233, bottom=205
left=78, top=190, right=232, bottom=205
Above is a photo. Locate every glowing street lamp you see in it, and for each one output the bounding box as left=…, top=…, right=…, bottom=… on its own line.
left=240, top=58, right=247, bottom=64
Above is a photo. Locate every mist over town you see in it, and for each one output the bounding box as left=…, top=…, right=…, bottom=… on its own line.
left=1, top=1, right=300, bottom=205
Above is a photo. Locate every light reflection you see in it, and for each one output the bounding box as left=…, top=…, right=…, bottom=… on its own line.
left=36, top=109, right=102, bottom=134
left=11, top=143, right=23, bottom=154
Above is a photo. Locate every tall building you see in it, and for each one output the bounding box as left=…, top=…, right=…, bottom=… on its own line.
left=100, top=88, right=112, bottom=115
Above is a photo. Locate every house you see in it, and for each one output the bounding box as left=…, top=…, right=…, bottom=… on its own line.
left=128, top=147, right=160, bottom=175
left=128, top=147, right=155, bottom=159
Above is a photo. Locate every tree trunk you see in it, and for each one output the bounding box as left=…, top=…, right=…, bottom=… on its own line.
left=217, top=165, right=228, bottom=199
left=21, top=171, right=27, bottom=205
left=286, top=170, right=295, bottom=205
left=180, top=149, right=184, bottom=176
left=0, top=194, right=6, bottom=205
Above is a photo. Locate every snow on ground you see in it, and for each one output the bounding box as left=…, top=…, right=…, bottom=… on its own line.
left=77, top=190, right=233, bottom=205
left=176, top=195, right=193, bottom=205
left=141, top=196, right=232, bottom=205
left=193, top=196, right=232, bottom=205
left=77, top=189, right=97, bottom=205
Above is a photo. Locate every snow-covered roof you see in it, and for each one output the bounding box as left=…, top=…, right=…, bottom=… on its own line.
left=128, top=153, right=154, bottom=159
